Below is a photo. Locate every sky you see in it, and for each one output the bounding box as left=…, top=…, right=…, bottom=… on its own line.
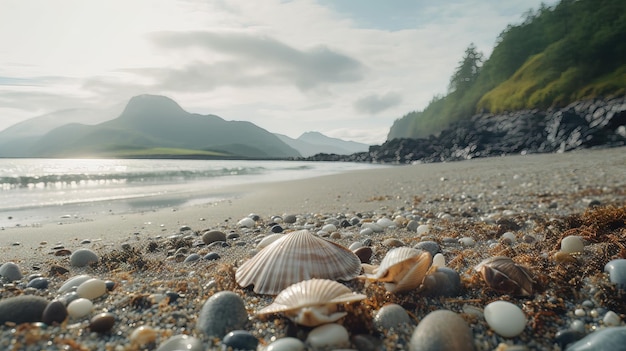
left=0, top=0, right=559, bottom=145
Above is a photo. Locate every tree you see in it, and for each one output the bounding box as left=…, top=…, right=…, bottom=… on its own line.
left=448, top=43, right=484, bottom=95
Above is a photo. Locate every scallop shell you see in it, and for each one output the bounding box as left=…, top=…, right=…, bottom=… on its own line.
left=366, top=247, right=432, bottom=293
left=257, top=279, right=366, bottom=326
left=236, top=229, right=362, bottom=295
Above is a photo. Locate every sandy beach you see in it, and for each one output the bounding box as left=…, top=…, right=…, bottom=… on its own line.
left=1, top=146, right=625, bottom=350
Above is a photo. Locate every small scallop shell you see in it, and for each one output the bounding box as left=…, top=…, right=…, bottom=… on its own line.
left=475, top=256, right=534, bottom=296
left=367, top=247, right=432, bottom=293
left=257, top=279, right=366, bottom=327
left=236, top=230, right=362, bottom=295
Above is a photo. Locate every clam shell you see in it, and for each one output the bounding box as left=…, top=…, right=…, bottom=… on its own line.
left=257, top=279, right=366, bottom=326
left=236, top=230, right=362, bottom=295
left=475, top=256, right=534, bottom=296
left=367, top=247, right=432, bottom=293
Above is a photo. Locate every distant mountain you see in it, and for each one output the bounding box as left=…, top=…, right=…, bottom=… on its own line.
left=0, top=95, right=300, bottom=159
left=275, top=131, right=370, bottom=157
left=0, top=104, right=124, bottom=155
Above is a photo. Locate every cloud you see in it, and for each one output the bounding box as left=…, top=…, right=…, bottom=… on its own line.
left=149, top=31, right=365, bottom=91
left=353, top=92, right=402, bottom=114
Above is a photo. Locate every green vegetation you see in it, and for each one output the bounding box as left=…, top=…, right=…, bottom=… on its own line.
left=388, top=0, right=626, bottom=140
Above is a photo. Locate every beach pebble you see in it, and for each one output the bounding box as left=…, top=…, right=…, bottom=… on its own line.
left=383, top=238, right=405, bottom=247
left=156, top=334, right=203, bottom=351
left=484, top=301, right=527, bottom=337
left=283, top=214, right=297, bottom=224
left=374, top=303, right=411, bottom=330
left=27, top=276, right=49, bottom=289
left=306, top=323, right=350, bottom=350
left=362, top=222, right=384, bottom=233
left=184, top=253, right=201, bottom=263
left=414, top=241, right=440, bottom=257
left=70, top=248, right=99, bottom=267
left=0, top=262, right=23, bottom=281
left=360, top=227, right=374, bottom=236
left=561, top=235, right=584, bottom=253
left=501, top=232, right=517, bottom=244
left=202, top=230, right=226, bottom=244
left=416, top=224, right=430, bottom=236
left=271, top=224, right=283, bottom=233
left=0, top=295, right=48, bottom=324
left=266, top=337, right=306, bottom=351
left=130, top=326, right=158, bottom=346
left=77, top=278, right=107, bottom=300
left=377, top=217, right=394, bottom=227
left=604, top=259, right=626, bottom=289
left=409, top=309, right=474, bottom=351
left=238, top=217, right=256, bottom=228
left=555, top=329, right=585, bottom=349
left=432, top=253, right=446, bottom=267
left=221, top=330, right=259, bottom=351
left=459, top=237, right=476, bottom=246
left=421, top=267, right=461, bottom=297
left=322, top=223, right=337, bottom=232
left=89, top=312, right=115, bottom=333
left=604, top=311, right=621, bottom=326
left=204, top=252, right=220, bottom=261
left=406, top=220, right=419, bottom=232
left=67, top=298, right=93, bottom=319
left=59, top=274, right=92, bottom=293
left=354, top=246, right=373, bottom=263
left=566, top=326, right=626, bottom=351
left=197, top=291, right=248, bottom=337
left=42, top=300, right=68, bottom=325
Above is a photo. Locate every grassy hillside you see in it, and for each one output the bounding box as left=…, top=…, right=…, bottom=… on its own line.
left=388, top=0, right=626, bottom=140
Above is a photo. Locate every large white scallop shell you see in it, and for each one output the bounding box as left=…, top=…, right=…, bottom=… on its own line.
left=257, top=279, right=366, bottom=326
left=236, top=229, right=362, bottom=295
left=366, top=247, right=432, bottom=293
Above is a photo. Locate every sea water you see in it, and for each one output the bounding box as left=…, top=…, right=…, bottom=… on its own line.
left=0, top=158, right=384, bottom=228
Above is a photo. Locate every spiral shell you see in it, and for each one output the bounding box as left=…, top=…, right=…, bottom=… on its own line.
left=236, top=230, right=362, bottom=295
left=475, top=256, right=534, bottom=296
left=257, top=279, right=366, bottom=326
left=366, top=247, right=432, bottom=293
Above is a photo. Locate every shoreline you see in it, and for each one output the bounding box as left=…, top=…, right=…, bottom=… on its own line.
left=1, top=146, right=625, bottom=350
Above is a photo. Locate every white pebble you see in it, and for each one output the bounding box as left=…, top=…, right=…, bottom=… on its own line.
left=237, top=217, right=255, bottom=228
left=416, top=224, right=430, bottom=236
left=433, top=253, right=446, bottom=268
left=130, top=326, right=158, bottom=346
left=359, top=228, right=374, bottom=236
left=574, top=308, right=586, bottom=317
left=484, top=301, right=527, bottom=337
left=376, top=217, right=394, bottom=228
left=266, top=337, right=306, bottom=351
left=305, top=323, right=349, bottom=350
left=322, top=224, right=337, bottom=232
left=458, top=237, right=476, bottom=247
left=59, top=274, right=92, bottom=293
left=501, top=232, right=517, bottom=243
left=561, top=235, right=584, bottom=253
left=76, top=278, right=107, bottom=300
left=67, top=298, right=93, bottom=319
left=604, top=311, right=621, bottom=326
left=570, top=319, right=585, bottom=333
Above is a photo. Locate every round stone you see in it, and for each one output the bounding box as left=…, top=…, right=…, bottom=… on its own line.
left=566, top=326, right=626, bottom=351
left=377, top=217, right=394, bottom=228
left=156, top=334, right=203, bottom=351
left=204, top=252, right=220, bottom=261
left=414, top=241, right=440, bottom=257
left=605, top=259, right=626, bottom=289
left=306, top=323, right=350, bottom=350
left=89, top=312, right=115, bottom=333
left=501, top=232, right=517, bottom=244
left=271, top=225, right=284, bottom=233
left=42, top=300, right=68, bottom=325
left=184, top=253, right=201, bottom=263
left=202, top=230, right=226, bottom=245
left=484, top=301, right=527, bottom=337
left=59, top=274, right=92, bottom=293
left=421, top=267, right=461, bottom=297
left=70, top=249, right=99, bottom=267
left=237, top=217, right=256, bottom=228
left=130, top=326, right=158, bottom=346
left=604, top=311, right=621, bottom=326
left=0, top=295, right=48, bottom=324
left=561, top=235, right=584, bottom=253
left=67, top=298, right=93, bottom=319
left=77, top=278, right=107, bottom=300
left=406, top=220, right=419, bottom=232
left=374, top=303, right=411, bottom=330
left=222, top=330, right=258, bottom=351
left=458, top=237, right=476, bottom=246
left=197, top=291, right=248, bottom=337
left=0, top=262, right=23, bottom=281
left=266, top=337, right=306, bottom=351
left=416, top=224, right=430, bottom=236
left=432, top=253, right=446, bottom=267
left=27, top=277, right=49, bottom=290
left=283, top=214, right=297, bottom=224
left=383, top=238, right=405, bottom=247
left=409, top=310, right=474, bottom=351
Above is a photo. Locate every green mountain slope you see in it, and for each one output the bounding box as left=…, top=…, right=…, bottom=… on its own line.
left=388, top=0, right=626, bottom=140
left=23, top=95, right=300, bottom=159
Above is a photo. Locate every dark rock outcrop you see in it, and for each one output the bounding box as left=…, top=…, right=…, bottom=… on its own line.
left=307, top=97, right=626, bottom=163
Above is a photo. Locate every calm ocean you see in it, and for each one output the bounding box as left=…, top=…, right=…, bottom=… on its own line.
left=0, top=158, right=384, bottom=228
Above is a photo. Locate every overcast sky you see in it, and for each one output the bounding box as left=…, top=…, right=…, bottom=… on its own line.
left=0, top=0, right=558, bottom=145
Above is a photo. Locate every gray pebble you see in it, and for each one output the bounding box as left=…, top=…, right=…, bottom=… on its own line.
left=410, top=310, right=474, bottom=351
left=421, top=267, right=461, bottom=297
left=184, top=254, right=201, bottom=263
left=197, top=291, right=248, bottom=337
left=221, top=330, right=259, bottom=351
left=414, top=241, right=440, bottom=257
left=27, top=277, right=49, bottom=289
left=374, top=303, right=411, bottom=330
left=406, top=220, right=419, bottom=232
left=555, top=329, right=585, bottom=349
left=70, top=249, right=99, bottom=267
left=156, top=334, right=203, bottom=351
left=0, top=261, right=23, bottom=281
left=204, top=252, right=220, bottom=261
left=0, top=295, right=49, bottom=324
left=283, top=214, right=297, bottom=224
left=202, top=230, right=227, bottom=245
left=604, top=259, right=626, bottom=289
left=566, top=326, right=626, bottom=351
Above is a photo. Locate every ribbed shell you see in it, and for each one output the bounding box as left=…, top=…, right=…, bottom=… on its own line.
left=236, top=230, right=362, bottom=295
left=475, top=256, right=534, bottom=296
left=257, top=279, right=366, bottom=315
left=367, top=247, right=432, bottom=293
